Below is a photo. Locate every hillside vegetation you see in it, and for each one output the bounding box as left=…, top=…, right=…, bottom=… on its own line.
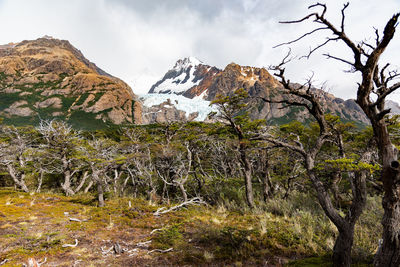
left=0, top=38, right=139, bottom=128
left=0, top=98, right=393, bottom=265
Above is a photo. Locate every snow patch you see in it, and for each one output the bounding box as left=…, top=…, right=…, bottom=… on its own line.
left=173, top=56, right=202, bottom=72
left=152, top=66, right=200, bottom=94
left=140, top=93, right=217, bottom=121
left=194, top=89, right=208, bottom=100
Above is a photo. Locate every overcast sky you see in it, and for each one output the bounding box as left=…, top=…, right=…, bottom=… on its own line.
left=0, top=0, right=399, bottom=101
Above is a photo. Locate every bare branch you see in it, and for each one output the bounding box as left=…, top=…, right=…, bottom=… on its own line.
left=373, top=82, right=400, bottom=108
left=308, top=2, right=327, bottom=17
left=277, top=2, right=363, bottom=69
left=323, top=53, right=354, bottom=67
left=260, top=96, right=311, bottom=113
left=62, top=239, right=79, bottom=248
left=299, top=37, right=340, bottom=60
left=153, top=197, right=206, bottom=216
left=374, top=27, right=380, bottom=46
left=340, top=2, right=350, bottom=33
left=150, top=228, right=163, bottom=235
left=377, top=109, right=392, bottom=121
left=251, top=132, right=307, bottom=158
left=279, top=13, right=318, bottom=24
left=273, top=27, right=328, bottom=48
left=147, top=248, right=173, bottom=254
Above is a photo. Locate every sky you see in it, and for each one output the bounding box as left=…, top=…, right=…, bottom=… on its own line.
left=0, top=0, right=399, bottom=101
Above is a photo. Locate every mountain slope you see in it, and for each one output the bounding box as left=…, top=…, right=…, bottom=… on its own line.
left=0, top=37, right=141, bottom=128
left=146, top=57, right=369, bottom=125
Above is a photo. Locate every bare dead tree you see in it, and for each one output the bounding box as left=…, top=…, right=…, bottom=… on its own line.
left=124, top=146, right=157, bottom=200
left=80, top=138, right=119, bottom=207
left=156, top=142, right=193, bottom=202
left=256, top=56, right=370, bottom=266
left=274, top=3, right=400, bottom=266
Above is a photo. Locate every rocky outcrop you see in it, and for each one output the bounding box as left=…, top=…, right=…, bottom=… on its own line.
left=0, top=37, right=140, bottom=127
left=2, top=101, right=35, bottom=117
left=141, top=99, right=194, bottom=124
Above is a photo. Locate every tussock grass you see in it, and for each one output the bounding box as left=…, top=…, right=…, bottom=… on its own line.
left=0, top=188, right=381, bottom=266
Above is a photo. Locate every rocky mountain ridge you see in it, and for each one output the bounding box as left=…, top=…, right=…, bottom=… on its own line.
left=0, top=37, right=141, bottom=128
left=145, top=57, right=369, bottom=124
left=0, top=37, right=395, bottom=128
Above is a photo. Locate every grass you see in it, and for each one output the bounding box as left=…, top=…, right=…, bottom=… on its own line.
left=0, top=188, right=380, bottom=266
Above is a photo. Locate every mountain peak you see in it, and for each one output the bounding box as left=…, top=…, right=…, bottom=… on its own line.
left=173, top=56, right=202, bottom=71
left=0, top=37, right=140, bottom=127
left=42, top=35, right=54, bottom=40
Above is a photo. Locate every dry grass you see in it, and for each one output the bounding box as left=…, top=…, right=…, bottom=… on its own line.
left=0, top=188, right=380, bottom=266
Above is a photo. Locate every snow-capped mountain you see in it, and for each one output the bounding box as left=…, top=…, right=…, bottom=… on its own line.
left=148, top=56, right=220, bottom=98
left=142, top=57, right=370, bottom=125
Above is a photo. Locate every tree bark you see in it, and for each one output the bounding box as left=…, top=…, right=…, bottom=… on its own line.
left=363, top=117, right=400, bottom=267
left=97, top=182, right=105, bottom=207
left=7, top=164, right=29, bottom=193
left=91, top=168, right=105, bottom=207
left=374, top=159, right=400, bottom=267
left=74, top=171, right=88, bottom=194
left=240, top=142, right=254, bottom=208
left=61, top=155, right=75, bottom=196
left=262, top=159, right=273, bottom=202
left=307, top=154, right=367, bottom=267
left=333, top=226, right=354, bottom=267
left=178, top=183, right=188, bottom=202
left=331, top=172, right=342, bottom=207
left=36, top=171, right=44, bottom=193
left=268, top=9, right=399, bottom=266
left=84, top=180, right=93, bottom=193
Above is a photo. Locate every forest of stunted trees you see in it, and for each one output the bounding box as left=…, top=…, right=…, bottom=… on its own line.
left=1, top=2, right=400, bottom=267
left=0, top=100, right=394, bottom=265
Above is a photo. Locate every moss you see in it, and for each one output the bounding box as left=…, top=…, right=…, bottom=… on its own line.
left=288, top=255, right=333, bottom=266
left=0, top=93, right=22, bottom=110
left=74, top=93, right=90, bottom=106
left=87, top=92, right=104, bottom=107
left=0, top=188, right=381, bottom=266
left=0, top=72, right=8, bottom=81
left=151, top=223, right=183, bottom=249
left=67, top=110, right=110, bottom=130
left=61, top=96, right=75, bottom=111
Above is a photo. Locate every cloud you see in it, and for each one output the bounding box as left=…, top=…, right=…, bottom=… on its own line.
left=0, top=0, right=399, bottom=101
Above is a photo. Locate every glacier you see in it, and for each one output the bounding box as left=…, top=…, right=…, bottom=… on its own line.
left=140, top=93, right=217, bottom=121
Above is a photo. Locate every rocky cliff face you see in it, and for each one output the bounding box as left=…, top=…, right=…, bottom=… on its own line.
left=145, top=57, right=369, bottom=124
left=0, top=37, right=140, bottom=128
left=386, top=100, right=400, bottom=115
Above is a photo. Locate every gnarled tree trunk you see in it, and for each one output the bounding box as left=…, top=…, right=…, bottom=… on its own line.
left=374, top=134, right=400, bottom=266
left=97, top=182, right=105, bottom=208
left=240, top=142, right=254, bottom=208
left=262, top=159, right=273, bottom=201
left=61, top=155, right=75, bottom=196
left=333, top=226, right=354, bottom=267
left=360, top=106, right=400, bottom=267
left=7, top=164, right=29, bottom=193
